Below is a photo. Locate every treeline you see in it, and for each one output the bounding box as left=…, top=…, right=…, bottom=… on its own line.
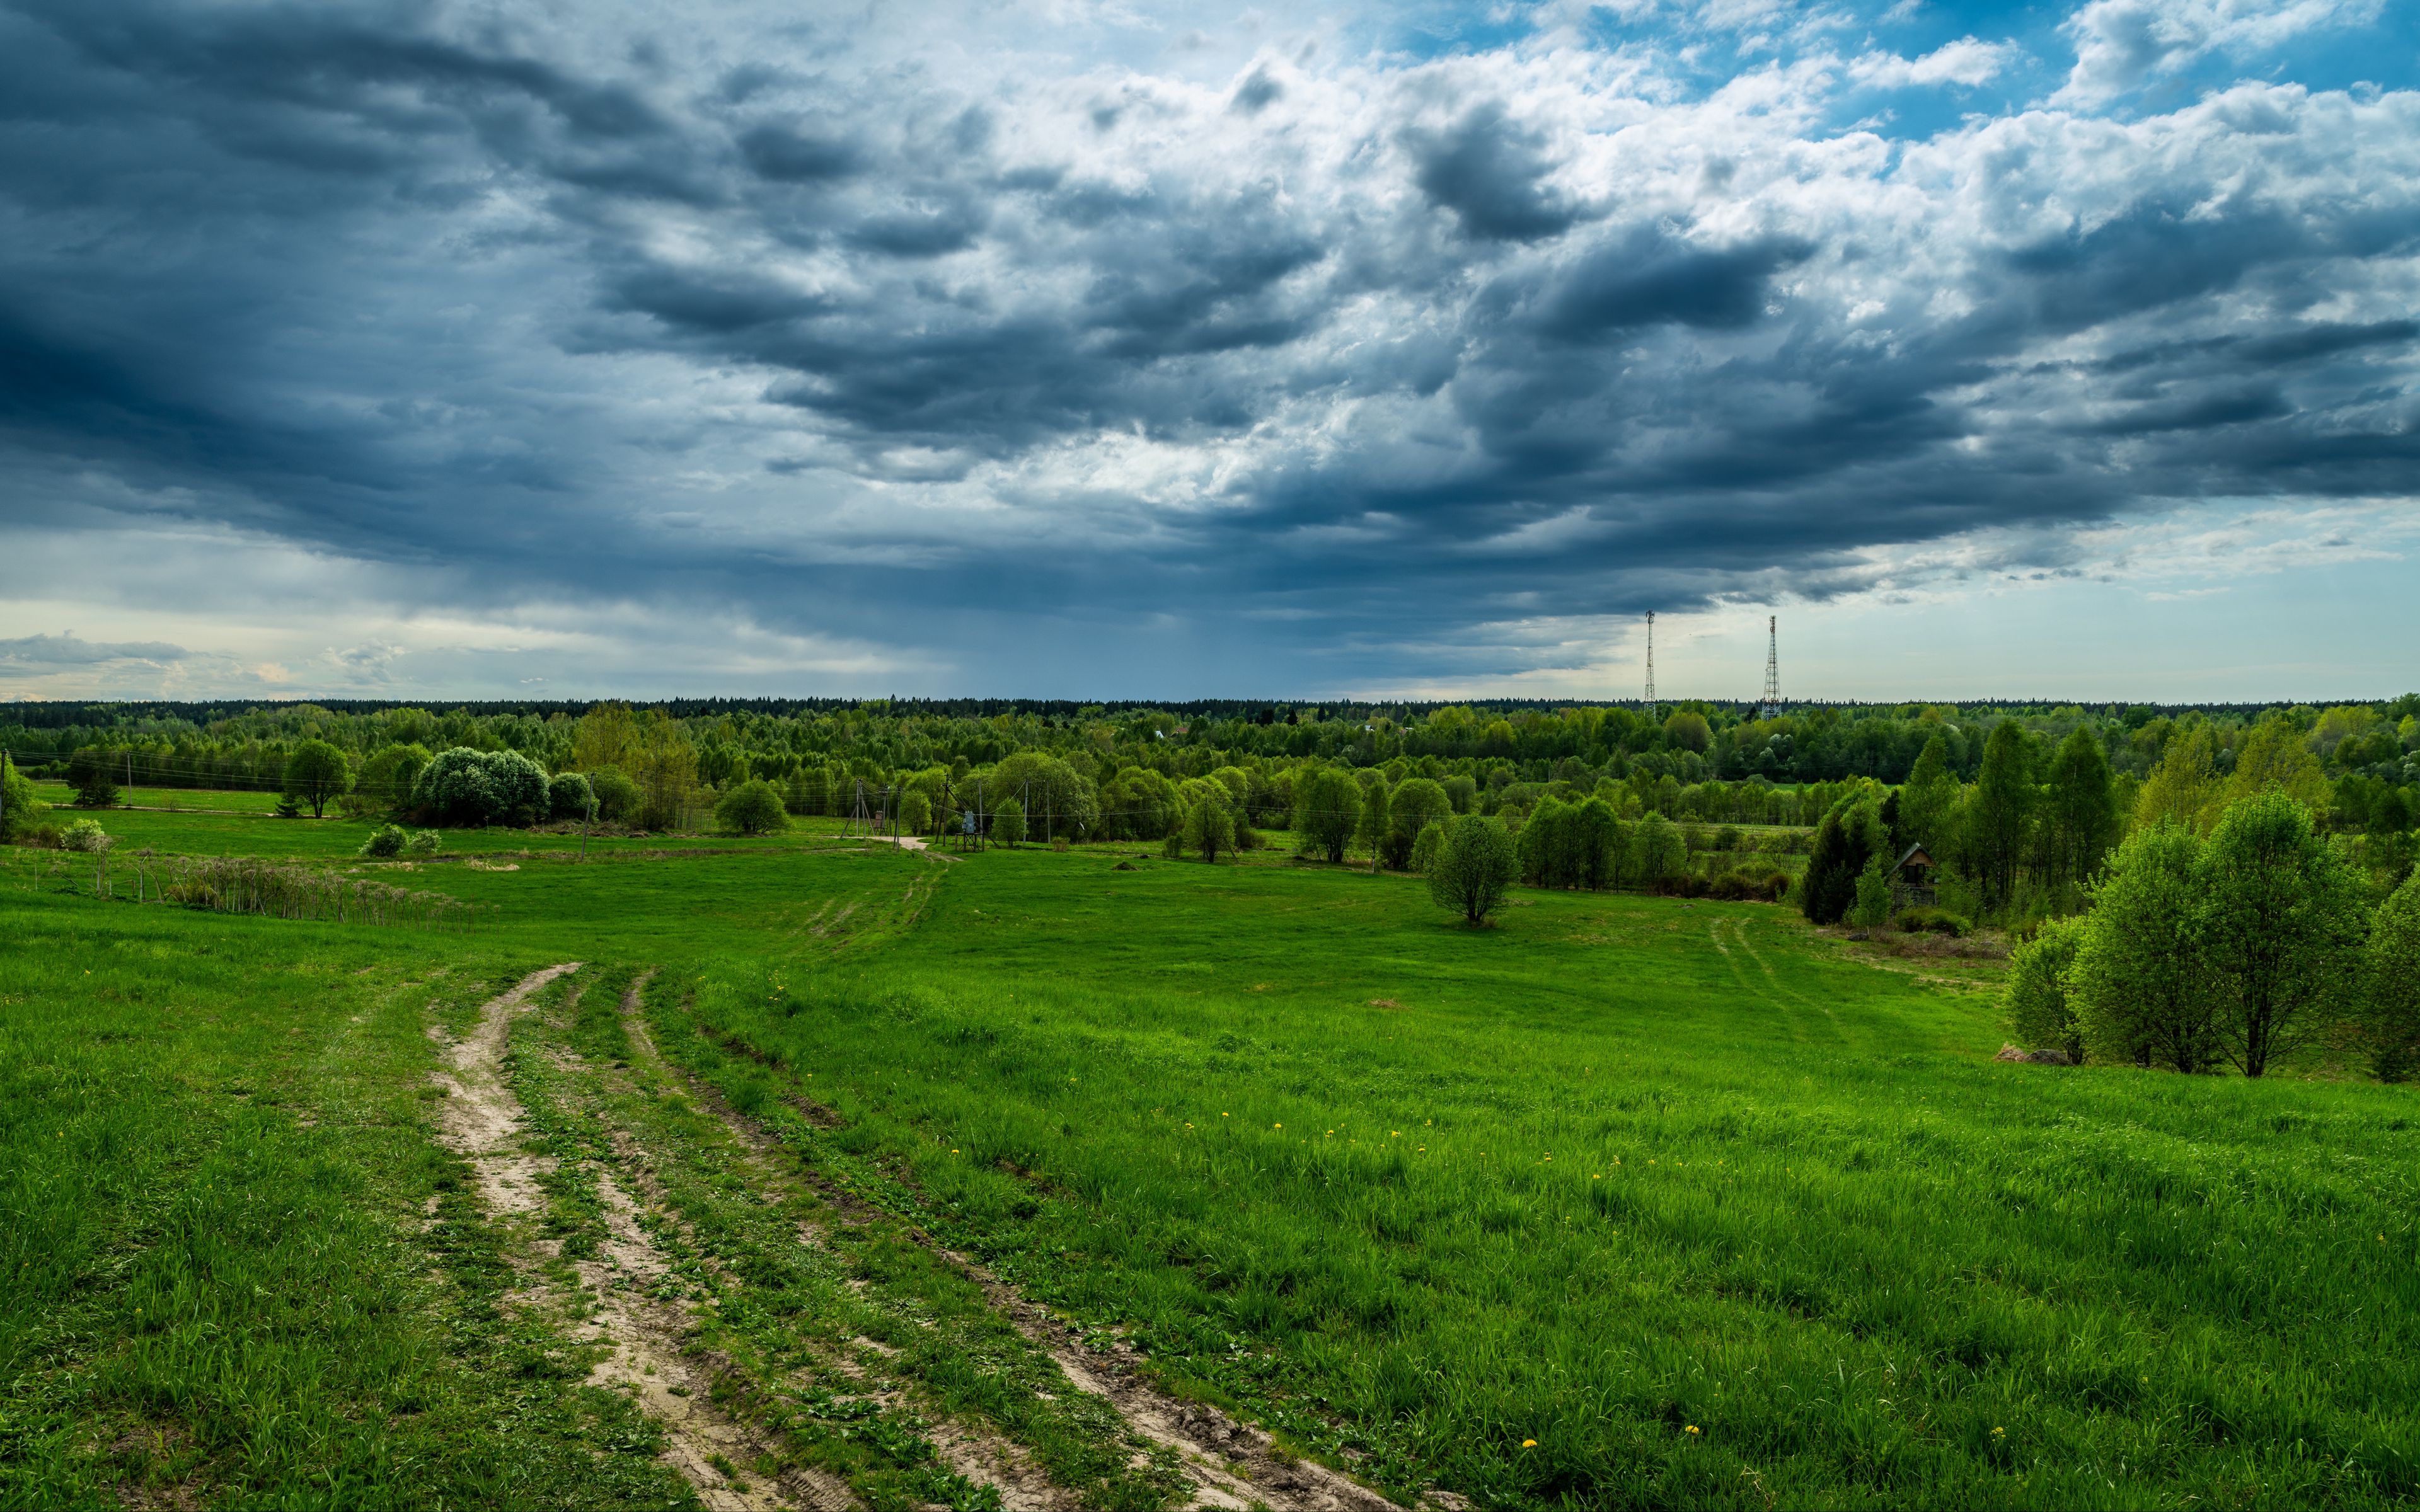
left=1792, top=709, right=2417, bottom=933
left=8, top=694, right=2416, bottom=835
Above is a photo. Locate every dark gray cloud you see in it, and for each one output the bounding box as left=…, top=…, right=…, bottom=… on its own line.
left=0, top=0, right=2416, bottom=692
left=0, top=633, right=187, bottom=667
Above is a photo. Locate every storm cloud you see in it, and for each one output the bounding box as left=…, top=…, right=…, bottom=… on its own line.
left=1, top=0, right=2416, bottom=695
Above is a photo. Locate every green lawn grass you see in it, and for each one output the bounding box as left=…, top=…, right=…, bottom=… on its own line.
left=4, top=829, right=2415, bottom=1509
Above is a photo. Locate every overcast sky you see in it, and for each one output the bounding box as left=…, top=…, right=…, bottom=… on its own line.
left=3, top=0, right=2416, bottom=704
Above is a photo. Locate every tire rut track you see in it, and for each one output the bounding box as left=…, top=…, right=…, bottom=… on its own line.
left=429, top=965, right=839, bottom=1512
left=619, top=985, right=1411, bottom=1512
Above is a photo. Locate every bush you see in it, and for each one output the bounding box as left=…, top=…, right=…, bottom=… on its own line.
left=2, top=758, right=47, bottom=842
left=2003, top=915, right=2085, bottom=1062
left=2365, top=869, right=2420, bottom=1081
left=1409, top=820, right=1447, bottom=876
left=589, top=767, right=640, bottom=824
left=360, top=824, right=408, bottom=858
left=1850, top=854, right=1894, bottom=928
left=897, top=788, right=933, bottom=836
left=405, top=830, right=441, bottom=857
left=413, top=748, right=499, bottom=825
left=1429, top=815, right=1516, bottom=925
left=1894, top=907, right=1970, bottom=936
left=716, top=779, right=790, bottom=836
left=61, top=818, right=112, bottom=854
left=548, top=772, right=597, bottom=822
left=414, top=747, right=550, bottom=827
left=1709, top=867, right=1789, bottom=902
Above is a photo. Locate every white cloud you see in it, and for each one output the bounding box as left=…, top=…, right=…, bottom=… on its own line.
left=2056, top=0, right=2383, bottom=106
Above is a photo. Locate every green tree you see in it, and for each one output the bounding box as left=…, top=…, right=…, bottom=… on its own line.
left=1800, top=796, right=1882, bottom=924
left=1429, top=815, right=1516, bottom=925
left=589, top=767, right=640, bottom=824
left=1631, top=811, right=1688, bottom=895
left=1896, top=735, right=1961, bottom=853
left=2073, top=822, right=2215, bottom=1072
left=1517, top=796, right=1572, bottom=886
left=1, top=754, right=47, bottom=842
left=1663, top=710, right=1711, bottom=753
left=1962, top=720, right=2037, bottom=913
left=1572, top=797, right=1623, bottom=890
left=2197, top=791, right=2368, bottom=1077
left=282, top=739, right=353, bottom=819
left=2004, top=915, right=2087, bottom=1062
left=2041, top=727, right=2119, bottom=888
left=548, top=772, right=596, bottom=822
left=65, top=748, right=120, bottom=809
left=2136, top=724, right=2221, bottom=832
left=717, top=779, right=791, bottom=836
left=1356, top=777, right=1391, bottom=870
left=355, top=743, right=432, bottom=809
left=1850, top=853, right=1893, bottom=928
left=1409, top=820, right=1448, bottom=875
left=989, top=752, right=1099, bottom=841
left=2362, top=869, right=2420, bottom=1081
left=1384, top=777, right=1452, bottom=869
left=2218, top=715, right=2329, bottom=817
left=896, top=788, right=933, bottom=836
left=784, top=765, right=831, bottom=816
left=991, top=796, right=1027, bottom=847
left=1182, top=795, right=1235, bottom=862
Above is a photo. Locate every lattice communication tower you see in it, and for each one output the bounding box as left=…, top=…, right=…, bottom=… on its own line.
left=1760, top=615, right=1781, bottom=720
left=1644, top=611, right=1657, bottom=718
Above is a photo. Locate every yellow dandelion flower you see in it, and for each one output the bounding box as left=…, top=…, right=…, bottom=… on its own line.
left=1521, top=1439, right=1536, bottom=1448
left=1991, top=1427, right=2004, bottom=1438
left=1684, top=1425, right=1700, bottom=1436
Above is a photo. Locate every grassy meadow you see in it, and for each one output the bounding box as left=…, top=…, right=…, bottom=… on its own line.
left=3, top=805, right=2416, bottom=1509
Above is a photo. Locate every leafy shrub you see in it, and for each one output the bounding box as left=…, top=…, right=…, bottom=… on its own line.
left=1850, top=854, right=1894, bottom=928
left=548, top=772, right=597, bottom=822
left=2365, top=869, right=2420, bottom=1082
left=2, top=759, right=47, bottom=842
left=1410, top=820, right=1447, bottom=876
left=413, top=747, right=549, bottom=827
left=2003, top=915, right=2086, bottom=1062
left=1709, top=867, right=1789, bottom=902
left=896, top=788, right=933, bottom=836
left=62, top=818, right=112, bottom=854
left=405, top=830, right=441, bottom=857
left=1894, top=906, right=1970, bottom=937
left=992, top=797, right=1027, bottom=847
left=589, top=767, right=640, bottom=824
left=360, top=824, right=407, bottom=858
left=1182, top=796, right=1235, bottom=862
left=716, top=779, right=790, bottom=836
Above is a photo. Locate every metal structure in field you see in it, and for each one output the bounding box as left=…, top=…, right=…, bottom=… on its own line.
left=1761, top=616, right=1781, bottom=721
left=1644, top=611, right=1657, bottom=718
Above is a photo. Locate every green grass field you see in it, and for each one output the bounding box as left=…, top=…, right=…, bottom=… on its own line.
left=4, top=811, right=2415, bottom=1509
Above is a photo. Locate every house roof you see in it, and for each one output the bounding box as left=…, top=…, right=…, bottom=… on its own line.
left=1893, top=842, right=1935, bottom=872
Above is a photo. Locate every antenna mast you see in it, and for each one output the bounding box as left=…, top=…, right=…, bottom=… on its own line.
left=1644, top=611, right=1657, bottom=718
left=1761, top=615, right=1780, bottom=720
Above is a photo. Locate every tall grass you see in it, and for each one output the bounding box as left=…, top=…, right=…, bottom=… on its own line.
left=154, top=854, right=485, bottom=929
left=663, top=851, right=2420, bottom=1509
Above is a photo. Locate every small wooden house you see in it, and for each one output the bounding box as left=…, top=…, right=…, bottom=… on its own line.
left=1889, top=842, right=1939, bottom=909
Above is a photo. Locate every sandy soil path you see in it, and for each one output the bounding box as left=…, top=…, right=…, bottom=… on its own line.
left=430, top=966, right=838, bottom=1512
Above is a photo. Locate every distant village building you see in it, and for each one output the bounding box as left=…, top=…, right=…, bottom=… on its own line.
left=1889, top=843, right=1939, bottom=910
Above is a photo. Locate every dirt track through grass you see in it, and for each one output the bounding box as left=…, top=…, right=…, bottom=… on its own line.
left=431, top=965, right=822, bottom=1512
left=621, top=984, right=1409, bottom=1512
